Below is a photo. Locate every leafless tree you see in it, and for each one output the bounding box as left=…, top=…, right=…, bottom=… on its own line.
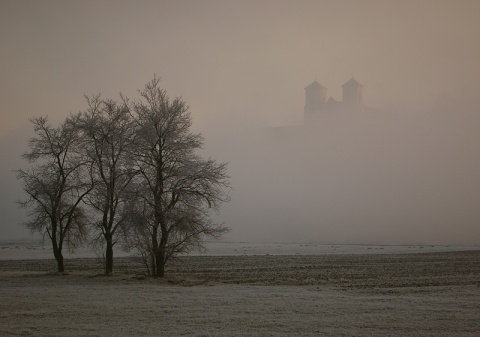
left=16, top=117, right=93, bottom=272
left=127, top=76, right=230, bottom=277
left=76, top=95, right=137, bottom=274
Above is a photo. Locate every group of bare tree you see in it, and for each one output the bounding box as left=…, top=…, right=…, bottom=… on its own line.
left=16, top=77, right=230, bottom=277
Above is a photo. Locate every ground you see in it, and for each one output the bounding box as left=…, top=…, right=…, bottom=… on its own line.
left=0, top=250, right=479, bottom=336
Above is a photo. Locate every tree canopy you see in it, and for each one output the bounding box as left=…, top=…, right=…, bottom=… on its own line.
left=17, top=77, right=230, bottom=276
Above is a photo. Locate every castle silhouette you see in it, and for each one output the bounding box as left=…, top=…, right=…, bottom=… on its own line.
left=265, top=77, right=366, bottom=138
left=304, top=77, right=364, bottom=124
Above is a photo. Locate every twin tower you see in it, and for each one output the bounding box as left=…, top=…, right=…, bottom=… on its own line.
left=304, top=77, right=364, bottom=123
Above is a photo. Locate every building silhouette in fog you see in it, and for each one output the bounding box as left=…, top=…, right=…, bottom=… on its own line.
left=304, top=77, right=364, bottom=124
left=266, top=77, right=367, bottom=139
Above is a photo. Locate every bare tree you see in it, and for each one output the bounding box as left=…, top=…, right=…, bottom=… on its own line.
left=16, top=117, right=93, bottom=272
left=128, top=76, right=230, bottom=277
left=77, top=95, right=137, bottom=275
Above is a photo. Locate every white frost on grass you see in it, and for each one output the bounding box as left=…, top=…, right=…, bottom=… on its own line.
left=1, top=251, right=479, bottom=336
left=0, top=274, right=479, bottom=337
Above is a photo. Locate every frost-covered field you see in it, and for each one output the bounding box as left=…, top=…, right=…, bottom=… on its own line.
left=1, top=243, right=479, bottom=336
left=1, top=238, right=479, bottom=260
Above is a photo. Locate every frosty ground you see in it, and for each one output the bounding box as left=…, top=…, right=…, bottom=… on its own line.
left=0, top=249, right=479, bottom=336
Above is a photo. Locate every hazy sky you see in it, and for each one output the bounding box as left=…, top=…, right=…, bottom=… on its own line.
left=1, top=0, right=479, bottom=244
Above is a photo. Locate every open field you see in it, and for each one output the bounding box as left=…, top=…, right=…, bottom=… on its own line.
left=1, top=250, right=479, bottom=336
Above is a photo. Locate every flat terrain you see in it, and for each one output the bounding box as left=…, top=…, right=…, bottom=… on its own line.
left=1, top=250, right=479, bottom=336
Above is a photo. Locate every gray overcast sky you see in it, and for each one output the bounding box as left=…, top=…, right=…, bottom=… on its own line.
left=1, top=0, right=479, bottom=243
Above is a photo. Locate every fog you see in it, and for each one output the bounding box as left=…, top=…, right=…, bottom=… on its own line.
left=206, top=99, right=480, bottom=245
left=1, top=0, right=479, bottom=244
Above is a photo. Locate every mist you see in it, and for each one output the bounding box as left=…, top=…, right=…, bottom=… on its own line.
left=205, top=95, right=480, bottom=245
left=1, top=0, right=479, bottom=244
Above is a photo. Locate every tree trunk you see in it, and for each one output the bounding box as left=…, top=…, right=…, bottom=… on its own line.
left=151, top=226, right=158, bottom=276
left=53, top=246, right=64, bottom=273
left=154, top=226, right=168, bottom=278
left=50, top=223, right=64, bottom=273
left=155, top=249, right=165, bottom=278
left=150, top=250, right=156, bottom=276
left=105, top=235, right=114, bottom=275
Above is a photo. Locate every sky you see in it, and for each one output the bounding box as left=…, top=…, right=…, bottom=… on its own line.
left=1, top=0, right=479, bottom=244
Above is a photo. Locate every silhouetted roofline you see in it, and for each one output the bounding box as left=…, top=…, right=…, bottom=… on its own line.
left=305, top=80, right=327, bottom=90
left=341, top=77, right=363, bottom=88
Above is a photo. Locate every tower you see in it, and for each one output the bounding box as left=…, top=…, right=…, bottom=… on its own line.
left=304, top=80, right=327, bottom=123
left=341, top=77, right=363, bottom=109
